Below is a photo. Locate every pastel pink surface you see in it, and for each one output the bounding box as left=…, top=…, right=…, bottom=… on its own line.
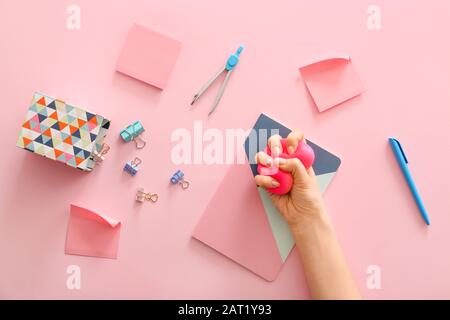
left=0, top=0, right=450, bottom=299
left=299, top=57, right=364, bottom=112
left=193, top=164, right=282, bottom=281
left=116, top=23, right=181, bottom=90
left=65, top=205, right=121, bottom=259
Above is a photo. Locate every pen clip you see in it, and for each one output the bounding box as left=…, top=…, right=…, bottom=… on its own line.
left=392, top=138, right=408, bottom=164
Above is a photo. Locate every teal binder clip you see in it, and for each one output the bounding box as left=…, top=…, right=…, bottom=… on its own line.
left=120, top=121, right=146, bottom=149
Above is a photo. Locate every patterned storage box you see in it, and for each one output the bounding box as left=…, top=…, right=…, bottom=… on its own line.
left=16, top=92, right=111, bottom=171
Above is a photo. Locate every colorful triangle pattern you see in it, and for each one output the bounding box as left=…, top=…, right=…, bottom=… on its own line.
left=16, top=92, right=111, bottom=171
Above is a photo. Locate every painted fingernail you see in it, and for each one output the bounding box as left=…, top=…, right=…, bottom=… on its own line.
left=272, top=146, right=281, bottom=157
left=271, top=179, right=280, bottom=187
left=265, top=157, right=273, bottom=167
left=275, top=157, right=286, bottom=166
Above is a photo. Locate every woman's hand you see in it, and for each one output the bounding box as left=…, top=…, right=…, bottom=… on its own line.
left=254, top=130, right=326, bottom=231
left=255, top=130, right=361, bottom=299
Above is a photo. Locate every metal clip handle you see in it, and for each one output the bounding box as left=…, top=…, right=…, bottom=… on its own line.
left=136, top=188, right=158, bottom=203
left=92, top=143, right=110, bottom=163
left=131, top=157, right=142, bottom=166
left=179, top=179, right=190, bottom=190
left=145, top=193, right=159, bottom=202
left=133, top=136, right=146, bottom=149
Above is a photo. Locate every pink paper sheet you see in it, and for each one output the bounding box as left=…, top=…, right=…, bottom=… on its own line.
left=116, top=23, right=182, bottom=90
left=299, top=55, right=363, bottom=112
left=65, top=205, right=121, bottom=259
left=192, top=164, right=282, bottom=281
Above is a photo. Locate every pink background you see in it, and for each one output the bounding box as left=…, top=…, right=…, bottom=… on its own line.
left=0, top=0, right=449, bottom=299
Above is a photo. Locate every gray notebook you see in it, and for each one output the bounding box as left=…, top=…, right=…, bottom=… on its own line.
left=244, top=113, right=342, bottom=261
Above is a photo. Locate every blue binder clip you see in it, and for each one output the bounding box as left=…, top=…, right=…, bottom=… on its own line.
left=124, top=157, right=142, bottom=176
left=120, top=121, right=146, bottom=149
left=170, top=170, right=190, bottom=189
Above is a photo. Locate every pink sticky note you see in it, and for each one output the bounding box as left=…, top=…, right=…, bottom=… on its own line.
left=116, top=23, right=182, bottom=90
left=65, top=205, right=121, bottom=259
left=192, top=164, right=282, bottom=281
left=299, top=55, right=363, bottom=112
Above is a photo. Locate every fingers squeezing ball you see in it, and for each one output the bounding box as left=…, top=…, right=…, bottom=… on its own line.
left=257, top=138, right=315, bottom=195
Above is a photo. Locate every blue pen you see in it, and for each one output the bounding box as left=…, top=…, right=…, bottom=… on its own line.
left=389, top=138, right=430, bottom=226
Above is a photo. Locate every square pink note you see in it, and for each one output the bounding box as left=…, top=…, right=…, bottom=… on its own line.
left=65, top=205, right=121, bottom=259
left=192, top=164, right=282, bottom=281
left=299, top=56, right=363, bottom=112
left=116, top=23, right=182, bottom=90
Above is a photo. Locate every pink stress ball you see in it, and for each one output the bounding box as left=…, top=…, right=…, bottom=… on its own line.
left=257, top=139, right=315, bottom=195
